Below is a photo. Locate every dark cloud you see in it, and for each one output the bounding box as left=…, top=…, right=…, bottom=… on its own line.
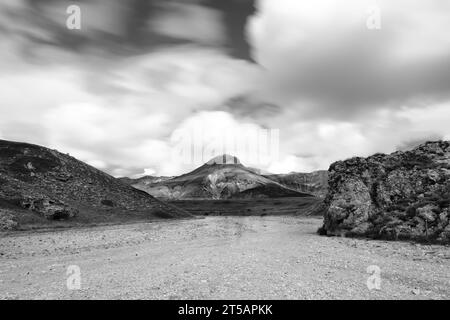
left=220, top=95, right=282, bottom=121
left=258, top=31, right=450, bottom=120
left=203, top=0, right=256, bottom=61
left=249, top=0, right=450, bottom=121
left=1, top=0, right=255, bottom=61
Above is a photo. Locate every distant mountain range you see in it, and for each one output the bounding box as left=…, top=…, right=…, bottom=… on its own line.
left=119, top=175, right=173, bottom=186
left=0, top=139, right=191, bottom=230
left=263, top=171, right=328, bottom=198
left=120, top=154, right=327, bottom=200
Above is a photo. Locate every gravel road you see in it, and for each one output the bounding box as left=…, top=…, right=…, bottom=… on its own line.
left=0, top=216, right=449, bottom=299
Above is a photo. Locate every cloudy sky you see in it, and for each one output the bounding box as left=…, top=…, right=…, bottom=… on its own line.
left=1, top=0, right=449, bottom=177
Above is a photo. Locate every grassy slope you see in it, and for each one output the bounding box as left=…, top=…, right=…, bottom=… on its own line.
left=168, top=197, right=324, bottom=217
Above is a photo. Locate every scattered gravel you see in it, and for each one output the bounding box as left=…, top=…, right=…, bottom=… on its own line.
left=0, top=216, right=449, bottom=299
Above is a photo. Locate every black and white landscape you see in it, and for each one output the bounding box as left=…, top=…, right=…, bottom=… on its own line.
left=0, top=0, right=449, bottom=301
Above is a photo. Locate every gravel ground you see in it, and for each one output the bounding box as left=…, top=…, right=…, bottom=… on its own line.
left=0, top=216, right=449, bottom=299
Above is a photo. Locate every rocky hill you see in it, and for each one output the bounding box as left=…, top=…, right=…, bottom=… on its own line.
left=0, top=140, right=191, bottom=230
left=264, top=171, right=328, bottom=198
left=129, top=154, right=314, bottom=200
left=319, top=141, right=450, bottom=243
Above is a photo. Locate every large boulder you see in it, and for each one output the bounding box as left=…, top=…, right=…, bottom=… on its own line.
left=20, top=198, right=78, bottom=220
left=0, top=209, right=18, bottom=230
left=320, top=141, right=450, bottom=243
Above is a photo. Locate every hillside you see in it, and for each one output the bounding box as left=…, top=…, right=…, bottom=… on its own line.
left=264, top=171, right=328, bottom=198
left=0, top=140, right=191, bottom=230
left=119, top=175, right=173, bottom=186
left=128, top=154, right=314, bottom=200
left=319, top=141, right=450, bottom=243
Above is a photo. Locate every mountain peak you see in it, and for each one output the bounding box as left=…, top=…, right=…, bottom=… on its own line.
left=206, top=154, right=241, bottom=165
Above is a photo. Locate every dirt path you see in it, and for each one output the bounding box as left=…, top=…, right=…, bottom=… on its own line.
left=0, top=216, right=449, bottom=299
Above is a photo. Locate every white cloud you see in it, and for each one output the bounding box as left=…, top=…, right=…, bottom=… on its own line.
left=109, top=46, right=260, bottom=117
left=268, top=103, right=450, bottom=172
left=267, top=155, right=310, bottom=174
left=396, top=103, right=450, bottom=135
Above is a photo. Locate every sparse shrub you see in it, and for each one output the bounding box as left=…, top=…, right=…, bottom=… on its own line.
left=317, top=226, right=327, bottom=235
left=101, top=199, right=114, bottom=207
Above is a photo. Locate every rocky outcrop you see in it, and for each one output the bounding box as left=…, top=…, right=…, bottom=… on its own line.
left=320, top=141, right=450, bottom=243
left=19, top=198, right=78, bottom=220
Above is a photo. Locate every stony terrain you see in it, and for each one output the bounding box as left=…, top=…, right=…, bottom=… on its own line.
left=0, top=140, right=191, bottom=230
left=321, top=141, right=450, bottom=243
left=0, top=216, right=448, bottom=300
